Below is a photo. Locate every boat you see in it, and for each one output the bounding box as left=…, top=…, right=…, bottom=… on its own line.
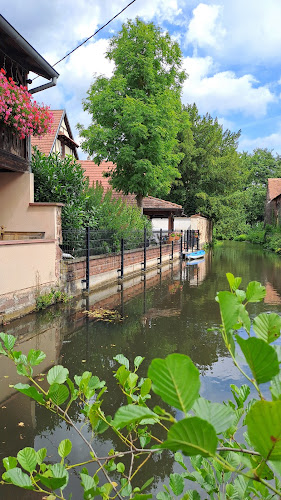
left=186, top=258, right=205, bottom=266
left=183, top=249, right=205, bottom=260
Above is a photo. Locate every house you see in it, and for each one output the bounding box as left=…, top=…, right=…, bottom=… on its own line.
left=80, top=160, right=184, bottom=231
left=265, top=178, right=281, bottom=225
left=31, top=109, right=79, bottom=159
left=0, top=15, right=63, bottom=323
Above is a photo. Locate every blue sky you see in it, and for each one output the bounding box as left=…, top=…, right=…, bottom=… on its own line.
left=2, top=0, right=281, bottom=158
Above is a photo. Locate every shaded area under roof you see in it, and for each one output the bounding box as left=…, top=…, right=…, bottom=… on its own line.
left=0, top=14, right=59, bottom=80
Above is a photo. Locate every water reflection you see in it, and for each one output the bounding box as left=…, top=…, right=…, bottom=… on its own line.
left=1, top=242, right=281, bottom=498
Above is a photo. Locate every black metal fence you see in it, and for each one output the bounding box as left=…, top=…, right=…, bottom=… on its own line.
left=61, top=228, right=199, bottom=291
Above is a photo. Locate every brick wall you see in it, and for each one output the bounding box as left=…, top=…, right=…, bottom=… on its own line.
left=62, top=242, right=180, bottom=292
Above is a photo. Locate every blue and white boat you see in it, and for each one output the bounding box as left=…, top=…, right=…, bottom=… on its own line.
left=183, top=249, right=205, bottom=261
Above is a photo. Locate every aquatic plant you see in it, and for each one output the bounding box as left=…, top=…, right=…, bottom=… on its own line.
left=1, top=274, right=281, bottom=498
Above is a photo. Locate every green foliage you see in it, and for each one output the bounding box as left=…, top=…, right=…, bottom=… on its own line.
left=78, top=18, right=186, bottom=207
left=36, top=289, right=71, bottom=311
left=3, top=275, right=281, bottom=498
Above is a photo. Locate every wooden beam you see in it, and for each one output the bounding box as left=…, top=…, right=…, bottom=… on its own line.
left=0, top=150, right=29, bottom=172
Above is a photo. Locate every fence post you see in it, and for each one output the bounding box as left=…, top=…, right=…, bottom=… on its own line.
left=158, top=229, right=162, bottom=266
left=180, top=230, right=183, bottom=257
left=120, top=238, right=124, bottom=280
left=171, top=240, right=174, bottom=261
left=143, top=227, right=147, bottom=272
left=85, top=226, right=90, bottom=292
left=197, top=230, right=199, bottom=250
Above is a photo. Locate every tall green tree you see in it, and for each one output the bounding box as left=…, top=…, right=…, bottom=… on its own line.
left=169, top=104, right=242, bottom=218
left=78, top=18, right=186, bottom=210
left=241, top=148, right=281, bottom=225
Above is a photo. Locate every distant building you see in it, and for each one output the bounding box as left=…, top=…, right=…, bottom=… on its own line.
left=265, top=178, right=281, bottom=225
left=31, top=109, right=79, bottom=159
left=80, top=160, right=184, bottom=231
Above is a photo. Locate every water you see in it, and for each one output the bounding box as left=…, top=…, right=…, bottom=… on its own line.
left=1, top=242, right=281, bottom=499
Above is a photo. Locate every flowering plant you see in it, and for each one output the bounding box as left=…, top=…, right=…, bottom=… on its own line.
left=0, top=68, right=53, bottom=139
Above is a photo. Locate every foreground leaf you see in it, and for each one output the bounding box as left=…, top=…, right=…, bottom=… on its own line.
left=112, top=405, right=158, bottom=429
left=48, top=383, right=69, bottom=406
left=148, top=354, right=200, bottom=413
left=17, top=447, right=37, bottom=473
left=58, top=439, right=72, bottom=459
left=246, top=400, right=281, bottom=460
left=253, top=313, right=281, bottom=343
left=47, top=365, right=69, bottom=385
left=14, top=383, right=45, bottom=404
left=236, top=336, right=279, bottom=384
left=192, top=398, right=236, bottom=434
left=245, top=281, right=266, bottom=303
left=216, top=292, right=240, bottom=333
left=162, top=417, right=217, bottom=457
left=3, top=467, right=34, bottom=489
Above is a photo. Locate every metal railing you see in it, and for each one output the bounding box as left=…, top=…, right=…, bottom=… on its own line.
left=61, top=228, right=200, bottom=291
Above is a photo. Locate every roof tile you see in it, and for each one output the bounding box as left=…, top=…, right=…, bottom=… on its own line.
left=268, top=178, right=281, bottom=201
left=80, top=160, right=183, bottom=210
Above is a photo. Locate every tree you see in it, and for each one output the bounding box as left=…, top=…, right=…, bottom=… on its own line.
left=240, top=148, right=281, bottom=226
left=169, top=104, right=243, bottom=219
left=78, top=18, right=186, bottom=210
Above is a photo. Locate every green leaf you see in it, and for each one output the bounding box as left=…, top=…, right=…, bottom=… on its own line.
left=134, top=356, right=144, bottom=369
left=126, top=372, right=138, bottom=389
left=112, top=405, right=158, bottom=429
left=148, top=354, right=200, bottom=413
left=51, top=463, right=69, bottom=489
left=216, top=291, right=240, bottom=333
left=226, top=273, right=241, bottom=292
left=237, top=304, right=251, bottom=334
left=236, top=336, right=279, bottom=384
left=36, top=448, right=47, bottom=465
left=0, top=342, right=7, bottom=356
left=81, top=472, right=96, bottom=492
left=115, top=365, right=130, bottom=386
left=169, top=473, right=184, bottom=495
left=47, top=365, right=69, bottom=385
left=132, top=495, right=153, bottom=500
left=245, top=281, right=266, bottom=302
left=140, top=378, right=152, bottom=397
left=140, top=477, right=154, bottom=491
left=192, top=398, right=236, bottom=434
left=58, top=439, right=72, bottom=459
left=0, top=332, right=16, bottom=351
left=37, top=473, right=68, bottom=490
left=246, top=400, right=281, bottom=460
left=17, top=447, right=37, bottom=472
left=114, top=354, right=129, bottom=371
left=3, top=467, right=34, bottom=489
left=162, top=417, right=217, bottom=457
left=182, top=491, right=200, bottom=500
left=3, top=456, right=17, bottom=471
left=174, top=452, right=187, bottom=470
left=14, top=383, right=45, bottom=404
left=156, top=493, right=171, bottom=500
left=48, top=383, right=69, bottom=406
left=121, top=477, right=132, bottom=497
left=117, top=462, right=125, bottom=473
left=271, top=372, right=281, bottom=400
left=230, top=384, right=251, bottom=408
left=27, top=349, right=46, bottom=366
left=253, top=313, right=281, bottom=343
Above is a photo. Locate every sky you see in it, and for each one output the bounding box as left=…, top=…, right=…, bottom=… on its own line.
left=2, top=0, right=281, bottom=159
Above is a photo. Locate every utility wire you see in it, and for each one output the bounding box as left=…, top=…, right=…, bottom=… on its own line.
left=32, top=0, right=137, bottom=81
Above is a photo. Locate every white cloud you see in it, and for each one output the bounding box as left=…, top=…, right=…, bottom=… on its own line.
left=239, top=126, right=281, bottom=153
left=186, top=3, right=226, bottom=49
left=182, top=56, right=276, bottom=118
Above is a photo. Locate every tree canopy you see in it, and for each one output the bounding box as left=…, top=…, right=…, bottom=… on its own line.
left=78, top=18, right=186, bottom=209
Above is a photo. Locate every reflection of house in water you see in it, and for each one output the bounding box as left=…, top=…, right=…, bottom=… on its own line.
left=264, top=282, right=281, bottom=305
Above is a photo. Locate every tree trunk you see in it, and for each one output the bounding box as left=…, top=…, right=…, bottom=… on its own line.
left=136, top=194, right=143, bottom=214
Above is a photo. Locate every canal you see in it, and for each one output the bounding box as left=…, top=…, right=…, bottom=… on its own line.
left=1, top=242, right=281, bottom=499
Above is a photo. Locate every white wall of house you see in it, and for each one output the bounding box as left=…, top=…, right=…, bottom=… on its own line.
left=151, top=218, right=169, bottom=231
left=174, top=217, right=191, bottom=231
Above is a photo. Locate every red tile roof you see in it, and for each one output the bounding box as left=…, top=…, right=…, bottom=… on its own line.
left=268, top=178, right=281, bottom=201
left=80, top=160, right=183, bottom=211
left=31, top=110, right=64, bottom=156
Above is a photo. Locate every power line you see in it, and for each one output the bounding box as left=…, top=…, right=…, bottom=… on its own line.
left=32, top=0, right=137, bottom=81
